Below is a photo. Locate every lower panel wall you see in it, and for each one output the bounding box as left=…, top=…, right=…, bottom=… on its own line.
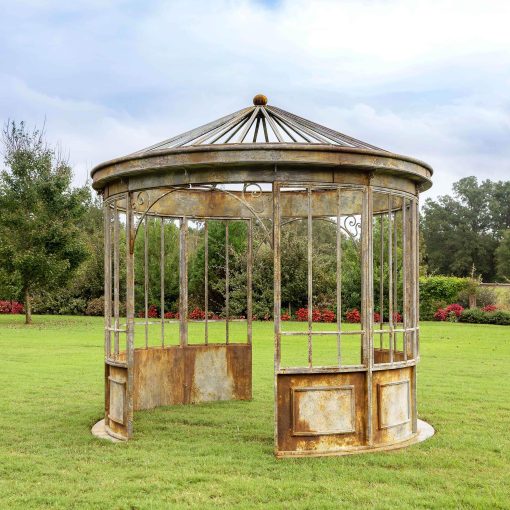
left=277, top=372, right=367, bottom=455
left=133, top=343, right=252, bottom=411
left=277, top=366, right=416, bottom=456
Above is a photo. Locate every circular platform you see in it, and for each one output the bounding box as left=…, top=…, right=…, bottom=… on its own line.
left=92, top=418, right=435, bottom=454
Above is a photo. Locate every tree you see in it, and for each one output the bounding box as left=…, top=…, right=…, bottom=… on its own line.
left=421, top=177, right=510, bottom=281
left=496, top=230, right=510, bottom=282
left=0, top=121, right=89, bottom=323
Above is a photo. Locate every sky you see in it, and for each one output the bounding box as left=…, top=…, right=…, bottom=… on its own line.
left=1, top=0, right=509, bottom=201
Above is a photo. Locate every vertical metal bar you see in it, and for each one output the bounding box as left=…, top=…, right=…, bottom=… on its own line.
left=307, top=187, right=313, bottom=369
left=394, top=202, right=399, bottom=324
left=413, top=200, right=419, bottom=358
left=104, top=203, right=112, bottom=359
left=160, top=217, right=165, bottom=347
left=113, top=202, right=120, bottom=357
left=204, top=220, right=209, bottom=345
left=225, top=221, right=230, bottom=344
left=379, top=213, right=384, bottom=350
left=144, top=215, right=149, bottom=348
left=412, top=198, right=419, bottom=434
left=125, top=193, right=135, bottom=438
left=273, top=182, right=281, bottom=454
left=388, top=195, right=394, bottom=364
left=247, top=218, right=253, bottom=344
left=362, top=185, right=374, bottom=445
left=402, top=199, right=409, bottom=361
left=336, top=188, right=342, bottom=367
left=179, top=217, right=188, bottom=346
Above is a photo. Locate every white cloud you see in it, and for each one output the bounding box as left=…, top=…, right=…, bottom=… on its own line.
left=0, top=0, right=509, bottom=198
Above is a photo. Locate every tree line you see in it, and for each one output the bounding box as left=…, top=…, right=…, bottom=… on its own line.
left=1, top=122, right=509, bottom=323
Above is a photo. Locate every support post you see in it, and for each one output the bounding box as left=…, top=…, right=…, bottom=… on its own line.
left=247, top=218, right=253, bottom=344
left=179, top=217, right=188, bottom=346
left=126, top=193, right=135, bottom=437
left=362, top=185, right=374, bottom=445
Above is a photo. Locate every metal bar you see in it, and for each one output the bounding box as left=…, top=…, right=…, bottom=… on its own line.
left=225, top=221, right=230, bottom=344
left=204, top=221, right=209, bottom=345
left=125, top=192, right=135, bottom=438
left=412, top=199, right=419, bottom=433
left=277, top=365, right=366, bottom=375
left=113, top=202, right=120, bottom=357
left=272, top=115, right=297, bottom=142
left=160, top=217, right=165, bottom=347
left=138, top=106, right=253, bottom=150
left=222, top=115, right=251, bottom=143
left=104, top=204, right=112, bottom=359
left=393, top=202, right=399, bottom=324
left=379, top=213, right=384, bottom=350
left=281, top=330, right=365, bottom=336
left=261, top=107, right=284, bottom=142
left=262, top=116, right=269, bottom=142
left=268, top=107, right=331, bottom=144
left=336, top=188, right=342, bottom=366
left=402, top=200, right=408, bottom=361
left=191, top=110, right=251, bottom=146
left=237, top=107, right=260, bottom=143
left=388, top=195, right=394, bottom=364
left=209, top=114, right=249, bottom=144
left=144, top=215, right=149, bottom=349
left=307, top=187, right=313, bottom=368
left=252, top=116, right=261, bottom=142
left=362, top=185, right=374, bottom=446
left=247, top=218, right=253, bottom=344
left=179, top=217, right=188, bottom=346
left=273, top=182, right=281, bottom=454
left=413, top=200, right=419, bottom=358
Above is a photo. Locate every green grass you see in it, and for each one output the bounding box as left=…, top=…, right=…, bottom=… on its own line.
left=0, top=315, right=508, bottom=509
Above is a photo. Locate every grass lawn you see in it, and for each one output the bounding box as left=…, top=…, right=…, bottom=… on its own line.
left=0, top=315, right=508, bottom=509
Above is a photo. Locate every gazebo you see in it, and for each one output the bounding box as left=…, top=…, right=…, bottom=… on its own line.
left=91, top=94, right=434, bottom=457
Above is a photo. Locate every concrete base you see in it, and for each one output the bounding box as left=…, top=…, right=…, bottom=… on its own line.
left=91, top=419, right=123, bottom=443
left=92, top=417, right=434, bottom=454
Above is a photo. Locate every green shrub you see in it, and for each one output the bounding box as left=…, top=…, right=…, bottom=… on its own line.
left=420, top=276, right=472, bottom=320
left=459, top=308, right=510, bottom=325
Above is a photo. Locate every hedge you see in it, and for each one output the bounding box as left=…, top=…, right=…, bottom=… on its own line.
left=419, top=276, right=473, bottom=320
left=459, top=308, right=510, bottom=326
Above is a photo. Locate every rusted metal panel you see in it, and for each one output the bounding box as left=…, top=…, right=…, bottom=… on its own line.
left=132, top=344, right=252, bottom=411
left=372, top=366, right=415, bottom=445
left=276, top=372, right=366, bottom=455
left=105, top=364, right=129, bottom=440
left=291, top=386, right=356, bottom=435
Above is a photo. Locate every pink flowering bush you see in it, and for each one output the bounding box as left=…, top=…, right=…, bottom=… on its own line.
left=434, top=303, right=464, bottom=322
left=0, top=301, right=24, bottom=314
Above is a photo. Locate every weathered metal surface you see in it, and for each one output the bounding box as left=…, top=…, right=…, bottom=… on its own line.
left=291, top=386, right=356, bottom=435
left=132, top=344, right=252, bottom=410
left=91, top=144, right=432, bottom=193
left=276, top=372, right=366, bottom=455
left=105, top=186, right=410, bottom=220
left=372, top=366, right=415, bottom=445
left=104, top=364, right=129, bottom=440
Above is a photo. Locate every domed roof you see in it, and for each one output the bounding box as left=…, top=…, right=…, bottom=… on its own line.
left=91, top=94, right=432, bottom=193
left=127, top=95, right=384, bottom=157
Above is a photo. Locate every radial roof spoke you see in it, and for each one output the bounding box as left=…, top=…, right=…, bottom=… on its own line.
left=127, top=95, right=385, bottom=155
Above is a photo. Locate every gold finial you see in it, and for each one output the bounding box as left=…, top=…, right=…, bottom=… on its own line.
left=253, top=94, right=268, bottom=106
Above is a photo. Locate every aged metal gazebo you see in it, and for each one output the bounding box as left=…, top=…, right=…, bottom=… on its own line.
left=91, top=94, right=434, bottom=456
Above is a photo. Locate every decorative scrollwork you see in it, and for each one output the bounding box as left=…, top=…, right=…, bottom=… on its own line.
left=342, top=215, right=362, bottom=240
left=242, top=182, right=265, bottom=213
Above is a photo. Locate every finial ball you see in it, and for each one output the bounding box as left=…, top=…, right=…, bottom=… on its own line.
left=253, top=94, right=268, bottom=106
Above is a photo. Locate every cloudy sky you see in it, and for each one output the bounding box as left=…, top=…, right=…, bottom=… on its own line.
left=1, top=0, right=509, bottom=200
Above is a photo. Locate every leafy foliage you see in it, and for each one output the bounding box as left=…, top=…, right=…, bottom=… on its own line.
left=0, top=121, right=89, bottom=323
left=422, top=177, right=510, bottom=281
